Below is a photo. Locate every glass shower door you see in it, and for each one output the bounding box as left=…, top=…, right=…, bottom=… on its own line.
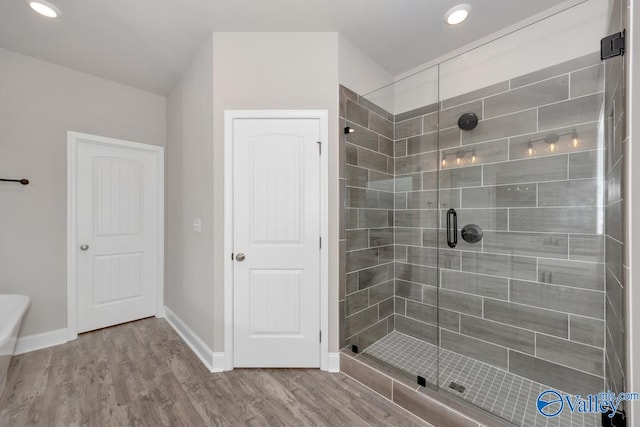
left=383, top=65, right=443, bottom=388
left=340, top=2, right=624, bottom=424
left=341, top=66, right=443, bottom=388
left=436, top=1, right=612, bottom=425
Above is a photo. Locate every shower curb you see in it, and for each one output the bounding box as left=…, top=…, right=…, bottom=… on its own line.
left=340, top=351, right=515, bottom=427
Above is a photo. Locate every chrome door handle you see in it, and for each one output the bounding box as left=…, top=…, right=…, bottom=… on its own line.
left=235, top=253, right=246, bottom=262
left=80, top=244, right=89, bottom=251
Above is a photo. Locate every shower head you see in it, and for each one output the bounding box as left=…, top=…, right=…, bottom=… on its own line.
left=457, top=112, right=478, bottom=131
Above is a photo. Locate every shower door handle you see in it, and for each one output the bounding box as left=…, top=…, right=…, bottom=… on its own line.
left=446, top=209, right=457, bottom=248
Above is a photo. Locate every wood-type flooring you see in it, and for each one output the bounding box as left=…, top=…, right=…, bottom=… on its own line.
left=0, top=318, right=428, bottom=426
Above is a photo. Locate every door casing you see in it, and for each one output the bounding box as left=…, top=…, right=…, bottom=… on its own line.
left=224, top=110, right=329, bottom=371
left=67, top=131, right=165, bottom=341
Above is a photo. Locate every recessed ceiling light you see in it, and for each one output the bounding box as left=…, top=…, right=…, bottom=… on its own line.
left=445, top=4, right=471, bottom=26
left=26, top=0, right=61, bottom=18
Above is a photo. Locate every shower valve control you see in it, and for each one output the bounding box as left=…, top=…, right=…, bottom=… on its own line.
left=461, top=224, right=483, bottom=244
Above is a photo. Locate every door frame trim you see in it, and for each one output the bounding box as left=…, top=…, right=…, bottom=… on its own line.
left=223, top=110, right=329, bottom=371
left=66, top=131, right=165, bottom=341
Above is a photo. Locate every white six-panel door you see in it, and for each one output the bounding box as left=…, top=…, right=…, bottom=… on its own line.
left=233, top=118, right=321, bottom=367
left=70, top=133, right=163, bottom=334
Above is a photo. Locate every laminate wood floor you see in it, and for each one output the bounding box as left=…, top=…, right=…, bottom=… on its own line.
left=0, top=318, right=429, bottom=426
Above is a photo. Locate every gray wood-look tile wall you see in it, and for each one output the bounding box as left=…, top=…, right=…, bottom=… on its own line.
left=340, top=85, right=396, bottom=352
left=340, top=48, right=622, bottom=397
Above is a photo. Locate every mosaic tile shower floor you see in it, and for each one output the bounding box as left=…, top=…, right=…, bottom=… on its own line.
left=363, top=332, right=600, bottom=427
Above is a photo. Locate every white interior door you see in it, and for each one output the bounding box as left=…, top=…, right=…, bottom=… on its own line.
left=233, top=118, right=321, bottom=367
left=72, top=134, right=163, bottom=334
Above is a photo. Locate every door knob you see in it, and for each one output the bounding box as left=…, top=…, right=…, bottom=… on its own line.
left=80, top=244, right=89, bottom=251
left=235, top=253, right=246, bottom=262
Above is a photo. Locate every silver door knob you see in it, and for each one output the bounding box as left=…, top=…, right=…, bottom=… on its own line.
left=235, top=253, right=246, bottom=262
left=80, top=244, right=89, bottom=251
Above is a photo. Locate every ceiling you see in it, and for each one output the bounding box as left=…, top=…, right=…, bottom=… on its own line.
left=0, top=0, right=576, bottom=95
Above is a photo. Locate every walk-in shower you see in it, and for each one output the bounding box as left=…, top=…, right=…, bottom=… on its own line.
left=339, top=1, right=627, bottom=425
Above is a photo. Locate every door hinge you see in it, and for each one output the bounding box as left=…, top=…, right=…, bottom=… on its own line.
left=601, top=30, right=625, bottom=59
left=602, top=409, right=626, bottom=427
left=316, top=141, right=322, bottom=155
left=319, top=331, right=322, bottom=343
left=319, top=237, right=322, bottom=249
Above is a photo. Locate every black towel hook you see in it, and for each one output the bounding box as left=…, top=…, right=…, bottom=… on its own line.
left=0, top=178, right=29, bottom=185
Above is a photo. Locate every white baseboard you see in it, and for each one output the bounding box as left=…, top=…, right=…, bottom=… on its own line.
left=14, top=328, right=68, bottom=355
left=327, top=352, right=340, bottom=372
left=212, top=352, right=226, bottom=373
left=165, top=306, right=219, bottom=373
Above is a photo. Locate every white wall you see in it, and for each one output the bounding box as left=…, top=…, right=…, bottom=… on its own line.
left=392, top=0, right=610, bottom=114
left=393, top=67, right=438, bottom=115
left=166, top=37, right=215, bottom=349
left=212, top=32, right=340, bottom=352
left=0, top=48, right=166, bottom=337
left=627, top=0, right=637, bottom=422
left=338, top=35, right=394, bottom=105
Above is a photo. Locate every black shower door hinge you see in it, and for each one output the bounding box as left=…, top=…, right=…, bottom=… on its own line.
left=601, top=30, right=625, bottom=60
left=602, top=408, right=626, bottom=427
